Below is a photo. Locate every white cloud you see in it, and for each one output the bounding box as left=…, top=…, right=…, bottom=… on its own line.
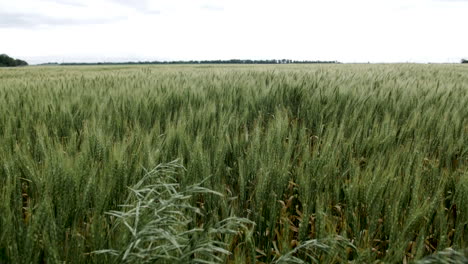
left=1, top=0, right=467, bottom=63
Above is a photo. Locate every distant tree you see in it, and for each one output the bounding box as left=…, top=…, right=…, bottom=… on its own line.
left=14, top=59, right=28, bottom=66
left=54, top=59, right=339, bottom=66
left=462, top=59, right=468, bottom=64
left=0, top=54, right=28, bottom=67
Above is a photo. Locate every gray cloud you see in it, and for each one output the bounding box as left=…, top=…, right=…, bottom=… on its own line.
left=200, top=4, right=224, bottom=11
left=0, top=12, right=125, bottom=29
left=44, top=0, right=87, bottom=7
left=111, top=0, right=160, bottom=15
left=434, top=0, right=468, bottom=2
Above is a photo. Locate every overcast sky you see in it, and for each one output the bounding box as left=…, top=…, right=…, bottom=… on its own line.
left=1, top=0, right=467, bottom=64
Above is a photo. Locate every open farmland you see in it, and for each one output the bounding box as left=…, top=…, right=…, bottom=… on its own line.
left=0, top=64, right=467, bottom=263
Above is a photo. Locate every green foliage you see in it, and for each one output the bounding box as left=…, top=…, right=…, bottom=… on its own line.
left=0, top=64, right=467, bottom=263
left=416, top=248, right=468, bottom=264
left=0, top=54, right=28, bottom=67
left=54, top=59, right=338, bottom=66
left=94, top=160, right=254, bottom=264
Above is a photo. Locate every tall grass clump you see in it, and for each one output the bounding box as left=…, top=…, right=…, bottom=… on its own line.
left=0, top=64, right=467, bottom=263
left=94, top=160, right=254, bottom=264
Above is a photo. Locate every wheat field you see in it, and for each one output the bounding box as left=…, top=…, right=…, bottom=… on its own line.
left=0, top=64, right=467, bottom=263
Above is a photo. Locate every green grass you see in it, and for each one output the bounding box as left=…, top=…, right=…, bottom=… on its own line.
left=0, top=64, right=467, bottom=263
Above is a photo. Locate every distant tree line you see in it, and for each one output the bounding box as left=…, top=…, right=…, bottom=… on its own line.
left=0, top=54, right=28, bottom=67
left=44, top=59, right=339, bottom=66
left=462, top=59, right=468, bottom=64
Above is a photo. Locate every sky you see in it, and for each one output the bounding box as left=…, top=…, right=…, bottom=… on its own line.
left=1, top=0, right=467, bottom=64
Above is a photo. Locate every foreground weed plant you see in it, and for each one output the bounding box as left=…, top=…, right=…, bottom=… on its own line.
left=95, top=160, right=254, bottom=264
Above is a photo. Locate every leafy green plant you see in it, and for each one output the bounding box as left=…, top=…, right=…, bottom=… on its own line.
left=416, top=248, right=468, bottom=264
left=94, top=160, right=254, bottom=264
left=273, top=236, right=356, bottom=264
